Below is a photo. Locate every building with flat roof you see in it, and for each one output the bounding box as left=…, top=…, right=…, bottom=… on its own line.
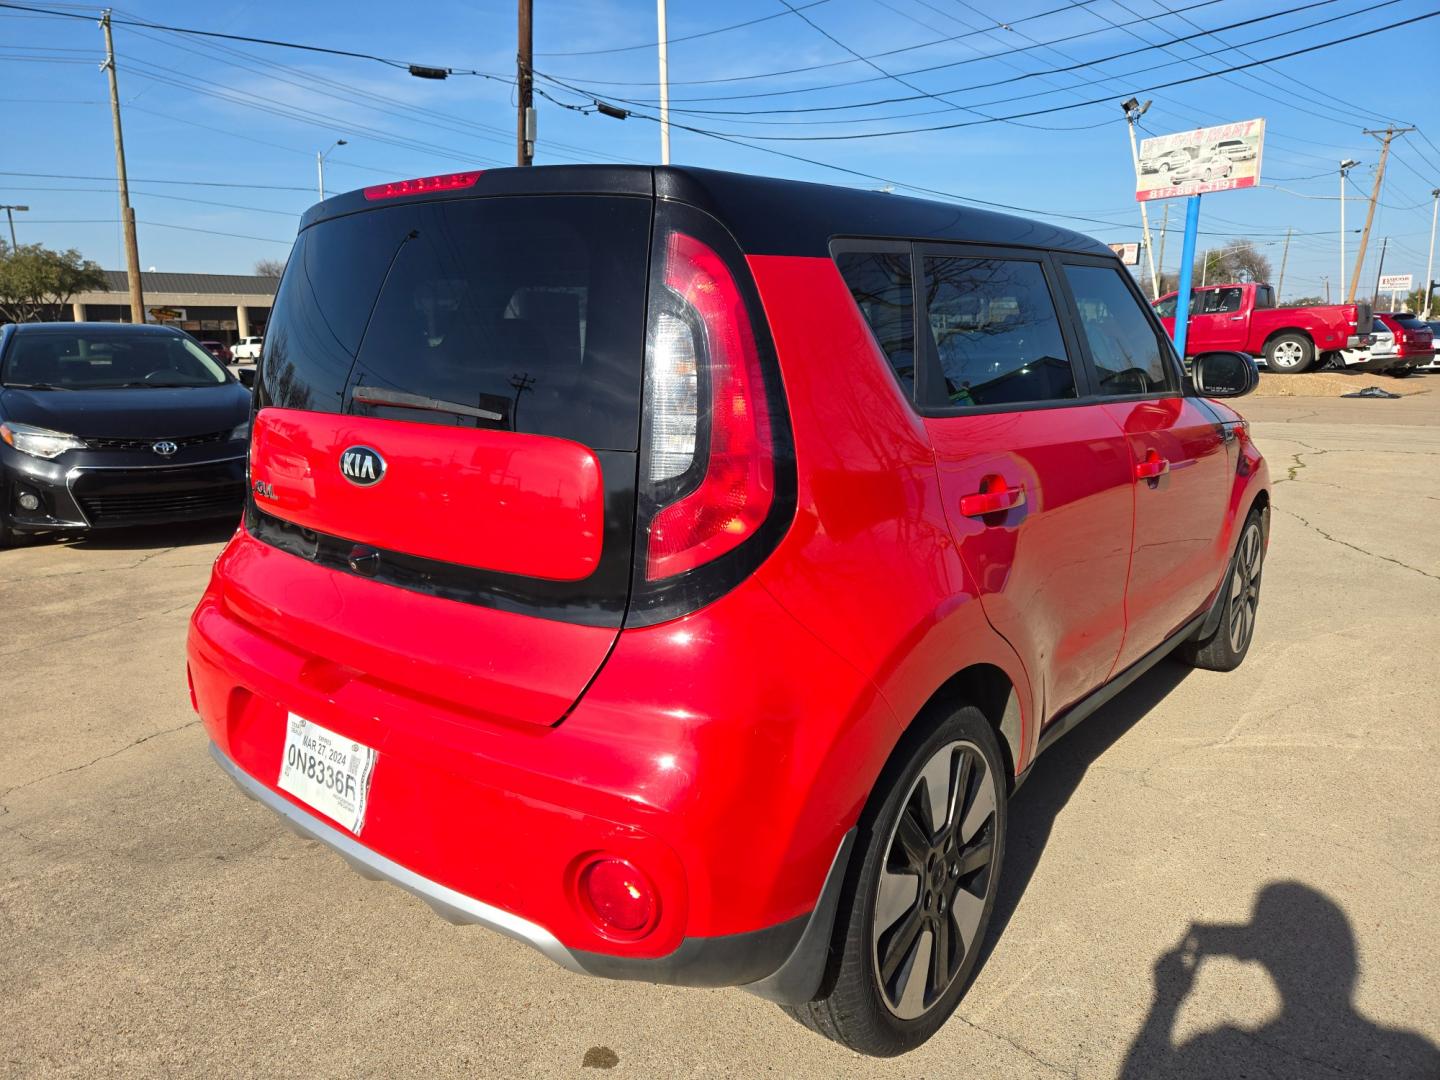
left=65, top=270, right=278, bottom=344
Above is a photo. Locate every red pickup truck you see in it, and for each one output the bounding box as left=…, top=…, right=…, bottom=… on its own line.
left=1154, top=282, right=1371, bottom=373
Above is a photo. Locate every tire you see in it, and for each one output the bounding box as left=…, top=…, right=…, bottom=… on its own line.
left=782, top=705, right=1007, bottom=1057
left=1264, top=332, right=1314, bottom=373
left=1181, top=508, right=1265, bottom=672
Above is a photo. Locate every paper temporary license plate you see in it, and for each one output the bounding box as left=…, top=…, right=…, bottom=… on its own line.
left=277, top=713, right=377, bottom=835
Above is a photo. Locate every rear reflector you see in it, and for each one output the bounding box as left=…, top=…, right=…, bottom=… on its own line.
left=578, top=857, right=658, bottom=937
left=645, top=231, right=775, bottom=580
left=363, top=170, right=483, bottom=201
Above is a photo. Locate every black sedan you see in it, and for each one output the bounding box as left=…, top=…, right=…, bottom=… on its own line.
left=0, top=322, right=251, bottom=547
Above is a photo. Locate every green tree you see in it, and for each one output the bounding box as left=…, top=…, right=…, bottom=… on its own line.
left=0, top=241, right=108, bottom=324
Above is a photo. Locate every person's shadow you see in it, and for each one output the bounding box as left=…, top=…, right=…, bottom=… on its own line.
left=1120, top=882, right=1440, bottom=1079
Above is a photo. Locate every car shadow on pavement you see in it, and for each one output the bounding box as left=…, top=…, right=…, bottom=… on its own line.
left=55, top=519, right=237, bottom=551
left=1119, top=882, right=1440, bottom=1079
left=985, top=656, right=1194, bottom=958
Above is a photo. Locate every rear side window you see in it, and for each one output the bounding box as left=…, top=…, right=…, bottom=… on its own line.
left=921, top=256, right=1075, bottom=407
left=835, top=251, right=915, bottom=397
left=261, top=195, right=651, bottom=451
left=1063, top=264, right=1176, bottom=396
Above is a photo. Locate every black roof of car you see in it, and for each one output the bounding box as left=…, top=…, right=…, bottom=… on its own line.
left=301, top=165, right=1113, bottom=261
left=5, top=321, right=186, bottom=336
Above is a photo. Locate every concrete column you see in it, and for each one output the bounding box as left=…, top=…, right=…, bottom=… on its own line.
left=237, top=305, right=251, bottom=338
left=72, top=302, right=86, bottom=322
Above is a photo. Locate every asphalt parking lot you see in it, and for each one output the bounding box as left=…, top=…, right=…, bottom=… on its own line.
left=2, top=389, right=1437, bottom=1078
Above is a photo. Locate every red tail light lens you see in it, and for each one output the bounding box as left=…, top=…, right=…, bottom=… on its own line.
left=362, top=170, right=483, bottom=201
left=645, top=231, right=775, bottom=580
left=578, top=857, right=658, bottom=937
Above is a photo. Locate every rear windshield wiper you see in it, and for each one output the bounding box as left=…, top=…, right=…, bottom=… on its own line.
left=5, top=382, right=73, bottom=390
left=353, top=385, right=503, bottom=423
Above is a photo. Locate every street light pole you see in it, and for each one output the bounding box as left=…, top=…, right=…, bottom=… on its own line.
left=656, top=0, right=671, bottom=164
left=1338, top=159, right=1358, bottom=301
left=1122, top=97, right=1159, bottom=299
left=1423, top=188, right=1439, bottom=320
left=0, top=204, right=28, bottom=248
left=316, top=139, right=348, bottom=200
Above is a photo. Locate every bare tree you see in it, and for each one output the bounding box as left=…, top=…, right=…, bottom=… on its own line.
left=253, top=257, right=286, bottom=278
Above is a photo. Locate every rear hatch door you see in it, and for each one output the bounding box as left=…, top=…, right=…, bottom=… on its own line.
left=240, top=186, right=651, bottom=726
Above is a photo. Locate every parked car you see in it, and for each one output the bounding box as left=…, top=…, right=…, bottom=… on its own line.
left=1376, top=311, right=1435, bottom=373
left=198, top=339, right=232, bottom=364
left=1338, top=316, right=1403, bottom=372
left=1139, top=148, right=1191, bottom=178
left=189, top=166, right=1270, bottom=1057
left=1170, top=149, right=1234, bottom=183
left=1423, top=321, right=1440, bottom=369
left=1214, top=139, right=1256, bottom=162
left=0, top=322, right=250, bottom=547
left=230, top=335, right=263, bottom=363
left=1154, top=282, right=1371, bottom=372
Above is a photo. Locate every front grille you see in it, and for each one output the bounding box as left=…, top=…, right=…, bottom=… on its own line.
left=71, top=463, right=244, bottom=526
left=85, top=429, right=232, bottom=452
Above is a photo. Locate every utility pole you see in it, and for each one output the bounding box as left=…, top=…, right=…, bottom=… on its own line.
left=0, top=204, right=28, bottom=248
left=1348, top=127, right=1413, bottom=304
left=1276, top=226, right=1292, bottom=301
left=1321, top=275, right=1330, bottom=304
left=1338, top=159, right=1358, bottom=301
left=656, top=0, right=670, bottom=164
left=1156, top=202, right=1170, bottom=293
left=1370, top=236, right=1388, bottom=309
left=1423, top=188, right=1439, bottom=319
left=100, top=10, right=144, bottom=324
left=1201, top=249, right=1210, bottom=287
left=1121, top=98, right=1159, bottom=298
left=516, top=0, right=534, bottom=166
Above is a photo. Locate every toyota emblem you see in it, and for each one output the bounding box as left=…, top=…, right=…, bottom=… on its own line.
left=152, top=440, right=178, bottom=457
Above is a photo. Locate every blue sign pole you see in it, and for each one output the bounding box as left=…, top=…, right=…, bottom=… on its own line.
left=1172, top=194, right=1202, bottom=359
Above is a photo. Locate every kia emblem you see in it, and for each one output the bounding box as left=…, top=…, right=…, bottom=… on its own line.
left=152, top=440, right=178, bottom=457
left=339, top=445, right=386, bottom=486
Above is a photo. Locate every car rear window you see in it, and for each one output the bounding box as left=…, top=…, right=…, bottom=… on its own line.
left=1388, top=314, right=1427, bottom=330
left=260, top=195, right=652, bottom=451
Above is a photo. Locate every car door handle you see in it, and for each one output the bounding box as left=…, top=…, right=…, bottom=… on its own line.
left=960, top=479, right=1026, bottom=518
left=1135, top=450, right=1170, bottom=480
left=1229, top=315, right=1245, bottom=321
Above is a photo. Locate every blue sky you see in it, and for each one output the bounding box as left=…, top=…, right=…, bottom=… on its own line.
left=3, top=0, right=1438, bottom=301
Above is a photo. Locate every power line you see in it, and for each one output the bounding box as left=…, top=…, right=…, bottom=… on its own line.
left=534, top=0, right=835, bottom=56
left=0, top=169, right=314, bottom=192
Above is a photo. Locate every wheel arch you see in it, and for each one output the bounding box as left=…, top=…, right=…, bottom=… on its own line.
left=1262, top=327, right=1314, bottom=352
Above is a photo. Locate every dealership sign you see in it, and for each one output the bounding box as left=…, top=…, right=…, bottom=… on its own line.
left=1378, top=274, right=1413, bottom=292
left=1136, top=119, right=1265, bottom=202
left=1108, top=242, right=1140, bottom=266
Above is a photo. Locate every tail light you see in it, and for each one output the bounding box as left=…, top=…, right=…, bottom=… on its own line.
left=629, top=205, right=795, bottom=624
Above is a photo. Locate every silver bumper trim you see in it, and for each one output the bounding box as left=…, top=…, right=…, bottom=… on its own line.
left=209, top=741, right=585, bottom=974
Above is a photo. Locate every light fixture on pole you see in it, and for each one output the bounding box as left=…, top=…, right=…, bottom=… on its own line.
left=1338, top=159, right=1359, bottom=301
left=316, top=139, right=348, bottom=201
left=1121, top=97, right=1159, bottom=299
left=0, top=204, right=28, bottom=248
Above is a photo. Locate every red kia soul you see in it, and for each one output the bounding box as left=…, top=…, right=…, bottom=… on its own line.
left=189, top=166, right=1269, bottom=1056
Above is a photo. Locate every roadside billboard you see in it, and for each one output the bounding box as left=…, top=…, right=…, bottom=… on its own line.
left=1108, top=242, right=1140, bottom=265
left=1378, top=274, right=1413, bottom=292
left=1136, top=119, right=1264, bottom=202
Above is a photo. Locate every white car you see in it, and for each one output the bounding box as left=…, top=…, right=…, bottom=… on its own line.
left=231, top=336, right=263, bottom=363
left=1338, top=317, right=1400, bottom=372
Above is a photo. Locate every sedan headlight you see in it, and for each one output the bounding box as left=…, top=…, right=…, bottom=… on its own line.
left=0, top=421, right=88, bottom=460
left=228, top=418, right=252, bottom=443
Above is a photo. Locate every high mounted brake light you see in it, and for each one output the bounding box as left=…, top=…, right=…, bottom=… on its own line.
left=363, top=171, right=484, bottom=201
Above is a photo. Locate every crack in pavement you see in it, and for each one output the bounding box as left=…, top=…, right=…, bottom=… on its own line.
left=954, top=1014, right=1076, bottom=1077
left=1277, top=507, right=1440, bottom=582
left=0, top=602, right=195, bottom=660
left=0, top=718, right=201, bottom=804
left=0, top=546, right=211, bottom=586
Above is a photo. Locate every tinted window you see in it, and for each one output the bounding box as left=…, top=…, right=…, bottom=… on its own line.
left=836, top=251, right=915, bottom=397
left=1154, top=294, right=1178, bottom=319
left=1387, top=314, right=1426, bottom=330
left=1254, top=285, right=1275, bottom=309
left=1200, top=287, right=1243, bottom=314
left=1064, top=264, right=1175, bottom=396
left=261, top=195, right=651, bottom=450
left=922, top=256, right=1074, bottom=407
left=1, top=330, right=228, bottom=388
